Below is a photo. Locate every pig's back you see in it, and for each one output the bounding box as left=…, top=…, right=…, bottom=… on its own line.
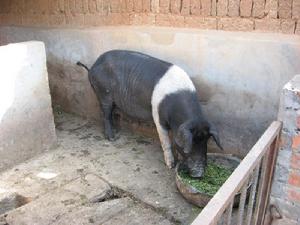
left=90, top=50, right=172, bottom=121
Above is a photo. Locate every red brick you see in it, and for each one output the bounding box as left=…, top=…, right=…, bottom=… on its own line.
left=75, top=0, right=84, bottom=13
left=253, top=0, right=265, bottom=18
left=265, top=0, right=278, bottom=18
left=289, top=171, right=300, bottom=187
left=24, top=0, right=35, bottom=14
left=291, top=152, right=300, bottom=170
left=288, top=188, right=300, bottom=203
left=217, top=0, right=228, bottom=16
left=293, top=0, right=300, bottom=19
left=142, top=0, right=151, bottom=12
left=181, top=0, right=190, bottom=15
left=201, top=0, right=211, bottom=16
left=62, top=0, right=69, bottom=14
left=102, top=0, right=111, bottom=14
left=160, top=0, right=170, bottom=14
left=211, top=0, right=217, bottom=16
left=156, top=14, right=185, bottom=27
left=49, top=0, right=59, bottom=14
left=281, top=19, right=296, bottom=34
left=104, top=13, right=130, bottom=25
left=65, top=12, right=84, bottom=25
left=49, top=14, right=65, bottom=26
left=278, top=0, right=292, bottom=19
left=185, top=16, right=217, bottom=29
left=133, top=0, right=142, bottom=12
left=36, top=0, right=49, bottom=14
left=296, top=23, right=300, bottom=35
left=81, top=0, right=89, bottom=13
left=10, top=0, right=24, bottom=14
left=218, top=18, right=254, bottom=31
left=84, top=13, right=105, bottom=26
left=240, top=0, right=252, bottom=17
left=22, top=14, right=49, bottom=26
left=88, top=0, right=97, bottom=13
left=170, top=0, right=181, bottom=14
left=0, top=13, right=22, bottom=26
left=69, top=0, right=76, bottom=14
left=0, top=0, right=11, bottom=13
left=228, top=0, right=239, bottom=17
left=120, top=0, right=127, bottom=13
left=130, top=13, right=155, bottom=25
left=126, top=0, right=134, bottom=12
left=58, top=0, right=65, bottom=12
left=255, top=19, right=281, bottom=32
left=292, top=134, right=300, bottom=150
left=111, top=0, right=121, bottom=13
left=190, top=0, right=200, bottom=16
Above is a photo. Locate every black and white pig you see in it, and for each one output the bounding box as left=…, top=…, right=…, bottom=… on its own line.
left=77, top=50, right=222, bottom=178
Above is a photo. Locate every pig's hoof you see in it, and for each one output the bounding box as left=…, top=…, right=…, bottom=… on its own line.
left=104, top=133, right=116, bottom=141
left=166, top=160, right=175, bottom=169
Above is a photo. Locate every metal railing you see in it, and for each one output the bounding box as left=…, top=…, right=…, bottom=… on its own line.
left=191, top=121, right=282, bottom=225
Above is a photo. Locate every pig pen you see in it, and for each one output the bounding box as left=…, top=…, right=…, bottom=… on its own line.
left=0, top=27, right=300, bottom=225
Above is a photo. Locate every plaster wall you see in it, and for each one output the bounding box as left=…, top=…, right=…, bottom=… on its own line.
left=0, top=41, right=56, bottom=171
left=1, top=26, right=300, bottom=156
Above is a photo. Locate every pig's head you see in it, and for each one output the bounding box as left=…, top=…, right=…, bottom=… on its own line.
left=174, top=120, right=223, bottom=178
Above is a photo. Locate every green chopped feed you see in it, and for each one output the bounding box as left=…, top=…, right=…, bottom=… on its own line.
left=179, top=163, right=233, bottom=196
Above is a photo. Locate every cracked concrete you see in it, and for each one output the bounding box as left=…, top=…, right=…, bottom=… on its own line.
left=0, top=112, right=199, bottom=225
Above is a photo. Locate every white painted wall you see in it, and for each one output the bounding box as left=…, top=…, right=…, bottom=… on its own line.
left=0, top=41, right=56, bottom=171
left=1, top=26, right=299, bottom=156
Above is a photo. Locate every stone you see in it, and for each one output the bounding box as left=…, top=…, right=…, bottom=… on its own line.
left=0, top=41, right=56, bottom=172
left=0, top=192, right=30, bottom=215
left=63, top=174, right=112, bottom=203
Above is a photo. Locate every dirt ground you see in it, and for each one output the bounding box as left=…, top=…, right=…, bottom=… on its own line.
left=0, top=112, right=201, bottom=225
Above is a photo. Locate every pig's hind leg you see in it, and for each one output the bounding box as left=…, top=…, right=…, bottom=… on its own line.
left=93, top=86, right=115, bottom=141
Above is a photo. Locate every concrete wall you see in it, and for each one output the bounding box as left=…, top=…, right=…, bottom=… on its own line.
left=1, top=26, right=299, bottom=157
left=269, top=75, right=300, bottom=225
left=0, top=41, right=56, bottom=171
left=0, top=0, right=299, bottom=34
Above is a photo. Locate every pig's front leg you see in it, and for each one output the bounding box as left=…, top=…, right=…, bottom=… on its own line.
left=155, top=124, right=175, bottom=169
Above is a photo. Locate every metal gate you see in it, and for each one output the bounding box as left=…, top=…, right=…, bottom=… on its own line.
left=191, top=121, right=282, bottom=225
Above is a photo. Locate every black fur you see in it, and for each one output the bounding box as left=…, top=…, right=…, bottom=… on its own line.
left=77, top=50, right=222, bottom=177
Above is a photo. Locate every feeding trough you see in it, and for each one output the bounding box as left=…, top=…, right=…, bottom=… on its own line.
left=175, top=153, right=250, bottom=208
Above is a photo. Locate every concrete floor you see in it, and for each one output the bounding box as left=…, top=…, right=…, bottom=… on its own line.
left=0, top=112, right=200, bottom=225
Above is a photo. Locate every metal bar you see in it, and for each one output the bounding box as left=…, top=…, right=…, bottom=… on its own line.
left=245, top=164, right=260, bottom=225
left=237, top=182, right=248, bottom=225
left=191, top=121, right=282, bottom=225
left=253, top=153, right=269, bottom=225
left=225, top=199, right=234, bottom=225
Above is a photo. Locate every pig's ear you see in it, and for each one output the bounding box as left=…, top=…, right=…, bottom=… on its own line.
left=175, top=124, right=193, bottom=154
left=209, top=124, right=223, bottom=151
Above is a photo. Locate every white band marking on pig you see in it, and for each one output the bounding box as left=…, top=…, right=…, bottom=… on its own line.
left=151, top=65, right=196, bottom=168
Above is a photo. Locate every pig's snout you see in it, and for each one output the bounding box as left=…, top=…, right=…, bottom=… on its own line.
left=189, top=166, right=205, bottom=178
left=187, top=158, right=206, bottom=178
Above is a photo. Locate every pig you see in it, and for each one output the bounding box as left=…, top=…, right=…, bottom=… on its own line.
left=77, top=50, right=222, bottom=177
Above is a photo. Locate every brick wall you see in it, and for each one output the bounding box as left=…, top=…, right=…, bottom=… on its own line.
left=0, top=0, right=299, bottom=34
left=270, top=75, right=300, bottom=224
